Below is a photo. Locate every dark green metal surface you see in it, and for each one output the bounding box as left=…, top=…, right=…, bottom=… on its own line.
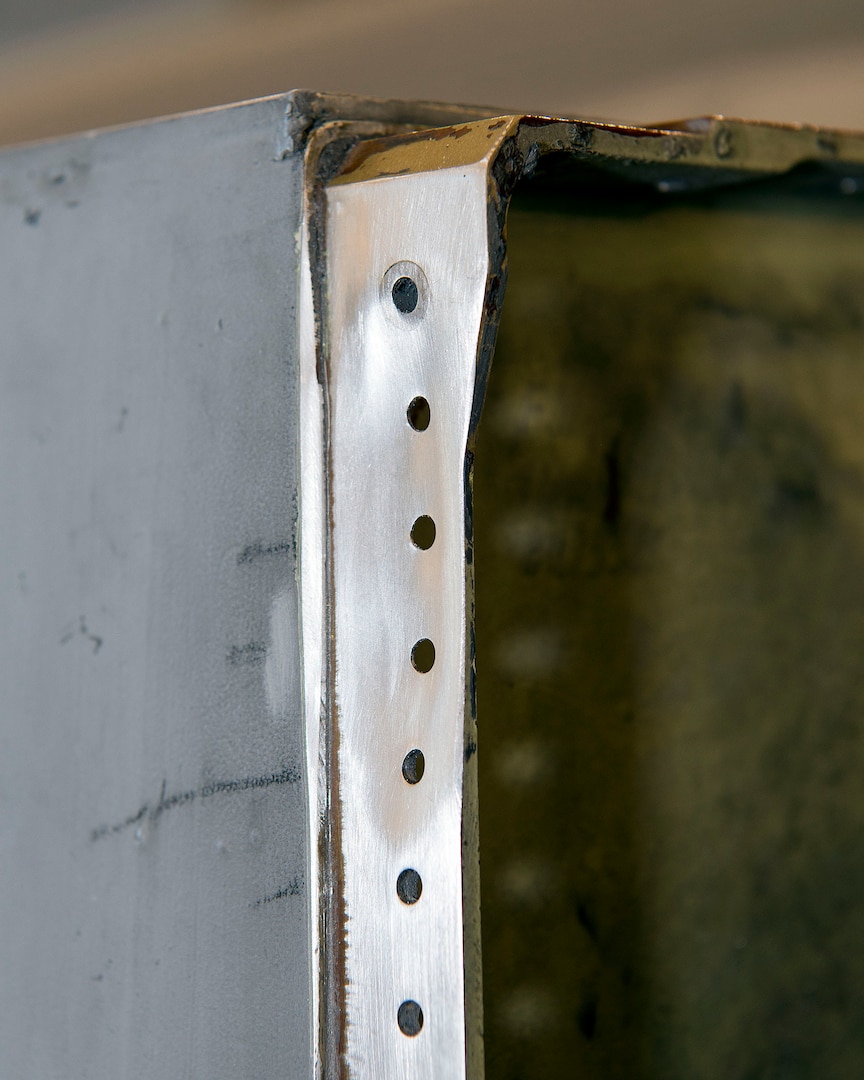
left=476, top=176, right=864, bottom=1079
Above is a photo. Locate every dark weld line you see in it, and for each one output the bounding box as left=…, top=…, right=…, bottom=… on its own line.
left=252, top=877, right=304, bottom=907
left=90, top=764, right=302, bottom=842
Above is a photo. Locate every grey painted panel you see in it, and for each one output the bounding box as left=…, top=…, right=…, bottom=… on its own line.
left=0, top=96, right=310, bottom=1078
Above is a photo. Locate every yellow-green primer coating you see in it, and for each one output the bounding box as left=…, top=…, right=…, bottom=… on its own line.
left=476, top=179, right=864, bottom=1078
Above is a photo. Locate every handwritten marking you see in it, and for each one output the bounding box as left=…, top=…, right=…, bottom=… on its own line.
left=60, top=615, right=102, bottom=654
left=253, top=877, right=304, bottom=907
left=227, top=641, right=267, bottom=665
left=236, top=539, right=293, bottom=566
left=90, top=764, right=301, bottom=842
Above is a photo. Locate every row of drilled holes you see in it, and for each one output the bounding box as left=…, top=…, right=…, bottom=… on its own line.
left=396, top=276, right=435, bottom=1040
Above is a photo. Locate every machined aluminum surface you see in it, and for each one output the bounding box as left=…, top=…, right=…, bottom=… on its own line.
left=320, top=118, right=514, bottom=1078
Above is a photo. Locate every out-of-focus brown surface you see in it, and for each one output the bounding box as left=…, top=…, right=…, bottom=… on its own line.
left=1, top=0, right=864, bottom=148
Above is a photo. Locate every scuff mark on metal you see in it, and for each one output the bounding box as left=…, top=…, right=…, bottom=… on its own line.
left=90, top=764, right=302, bottom=842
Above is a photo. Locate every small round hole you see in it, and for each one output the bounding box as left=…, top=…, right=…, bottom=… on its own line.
left=410, top=516, right=436, bottom=550
left=402, top=749, right=425, bottom=784
left=381, top=262, right=427, bottom=323
left=411, top=638, right=435, bottom=673
left=406, top=396, right=430, bottom=432
left=392, top=276, right=419, bottom=314
left=398, top=1000, right=424, bottom=1037
left=396, top=868, right=423, bottom=905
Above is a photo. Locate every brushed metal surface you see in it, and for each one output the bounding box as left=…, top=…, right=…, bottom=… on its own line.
left=323, top=123, right=510, bottom=1078
left=7, top=87, right=864, bottom=1080
left=0, top=94, right=312, bottom=1078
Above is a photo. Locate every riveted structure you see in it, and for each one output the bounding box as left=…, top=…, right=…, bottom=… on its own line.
left=4, top=90, right=864, bottom=1080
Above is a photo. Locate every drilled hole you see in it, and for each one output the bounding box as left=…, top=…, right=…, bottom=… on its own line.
left=411, top=638, right=435, bottom=673
left=397, top=868, right=423, bottom=905
left=402, top=749, right=425, bottom=784
left=407, top=396, right=430, bottom=431
left=392, top=276, right=419, bottom=314
left=410, top=515, right=436, bottom=550
left=398, top=1000, right=424, bottom=1037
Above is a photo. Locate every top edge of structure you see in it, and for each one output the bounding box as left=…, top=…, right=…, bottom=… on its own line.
left=4, top=88, right=864, bottom=181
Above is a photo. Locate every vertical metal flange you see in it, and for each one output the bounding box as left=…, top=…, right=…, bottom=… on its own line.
left=304, top=118, right=516, bottom=1078
left=296, top=104, right=864, bottom=1080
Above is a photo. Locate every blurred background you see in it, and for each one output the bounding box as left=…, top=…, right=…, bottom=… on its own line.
left=1, top=0, right=864, bottom=148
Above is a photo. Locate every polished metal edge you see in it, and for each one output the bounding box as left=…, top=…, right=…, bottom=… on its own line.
left=300, top=117, right=434, bottom=1080
left=310, top=117, right=514, bottom=1079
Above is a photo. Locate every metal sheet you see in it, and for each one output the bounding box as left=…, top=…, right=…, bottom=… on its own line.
left=7, top=88, right=864, bottom=1080
left=0, top=94, right=311, bottom=1079
left=322, top=118, right=513, bottom=1079
left=309, top=106, right=864, bottom=1080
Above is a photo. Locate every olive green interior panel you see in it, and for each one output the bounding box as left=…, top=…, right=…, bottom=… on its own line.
left=476, top=178, right=864, bottom=1079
